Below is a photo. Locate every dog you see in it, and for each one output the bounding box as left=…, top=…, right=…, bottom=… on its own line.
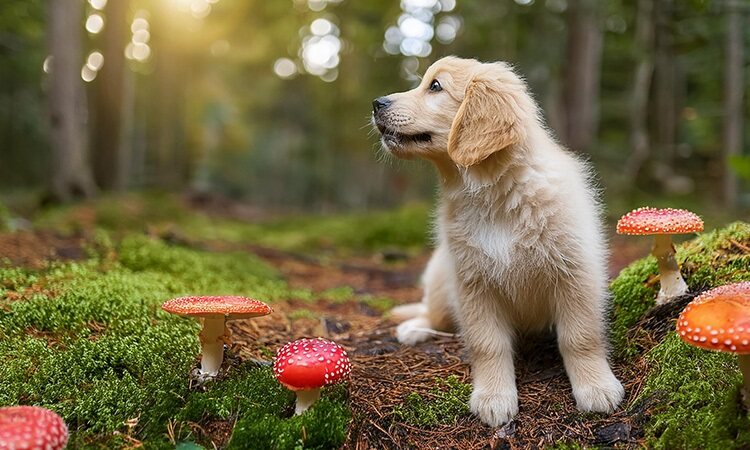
left=371, top=56, right=624, bottom=427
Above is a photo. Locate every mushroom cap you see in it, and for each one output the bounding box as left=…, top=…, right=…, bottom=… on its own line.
left=161, top=295, right=272, bottom=319
left=616, top=207, right=703, bottom=236
left=0, top=406, right=68, bottom=450
left=676, top=282, right=750, bottom=354
left=273, top=338, right=351, bottom=391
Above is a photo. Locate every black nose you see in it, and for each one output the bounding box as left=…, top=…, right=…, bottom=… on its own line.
left=372, top=97, right=391, bottom=113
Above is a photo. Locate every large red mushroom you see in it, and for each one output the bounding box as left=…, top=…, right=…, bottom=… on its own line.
left=0, top=406, right=68, bottom=450
left=162, top=295, right=272, bottom=377
left=617, top=207, right=703, bottom=304
left=676, top=282, right=750, bottom=409
left=273, top=338, right=352, bottom=415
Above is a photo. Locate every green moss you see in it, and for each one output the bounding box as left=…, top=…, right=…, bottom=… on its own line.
left=0, top=232, right=350, bottom=448
left=359, top=296, right=396, bottom=313
left=35, top=193, right=431, bottom=255
left=610, top=221, right=750, bottom=357
left=638, top=334, right=750, bottom=449
left=392, top=375, right=471, bottom=427
left=287, top=308, right=317, bottom=321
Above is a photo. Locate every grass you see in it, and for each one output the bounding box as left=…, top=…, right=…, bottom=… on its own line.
left=0, top=233, right=349, bottom=449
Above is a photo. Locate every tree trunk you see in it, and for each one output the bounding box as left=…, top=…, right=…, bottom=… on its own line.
left=48, top=0, right=96, bottom=201
left=653, top=0, right=677, bottom=180
left=624, top=0, right=655, bottom=182
left=723, top=0, right=743, bottom=208
left=92, top=0, right=130, bottom=190
left=562, top=0, right=603, bottom=153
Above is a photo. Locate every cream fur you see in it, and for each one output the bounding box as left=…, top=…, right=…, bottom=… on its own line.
left=372, top=57, right=624, bottom=427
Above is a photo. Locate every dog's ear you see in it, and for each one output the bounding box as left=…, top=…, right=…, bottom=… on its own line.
left=447, top=75, right=522, bottom=167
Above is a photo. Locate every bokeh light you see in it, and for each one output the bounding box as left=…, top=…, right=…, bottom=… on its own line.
left=81, top=64, right=97, bottom=82
left=86, top=51, right=104, bottom=71
left=299, top=17, right=341, bottom=80
left=42, top=56, right=52, bottom=74
left=383, top=0, right=461, bottom=58
left=126, top=13, right=151, bottom=63
left=88, top=0, right=107, bottom=10
left=274, top=58, right=298, bottom=79
left=85, top=13, right=104, bottom=34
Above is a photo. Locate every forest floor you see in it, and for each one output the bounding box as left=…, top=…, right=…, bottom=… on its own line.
left=1, top=193, right=748, bottom=449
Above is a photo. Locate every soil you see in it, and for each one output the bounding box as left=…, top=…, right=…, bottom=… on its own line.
left=0, top=228, right=657, bottom=449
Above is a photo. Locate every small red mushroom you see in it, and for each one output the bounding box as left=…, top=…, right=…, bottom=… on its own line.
left=617, top=207, right=703, bottom=304
left=0, top=406, right=68, bottom=450
left=273, top=338, right=352, bottom=415
left=162, top=296, right=272, bottom=377
left=676, top=282, right=750, bottom=409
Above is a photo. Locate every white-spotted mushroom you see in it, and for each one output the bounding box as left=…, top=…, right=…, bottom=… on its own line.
left=0, top=405, right=68, bottom=450
left=617, top=207, right=704, bottom=304
left=676, top=282, right=750, bottom=409
left=273, top=338, right=352, bottom=415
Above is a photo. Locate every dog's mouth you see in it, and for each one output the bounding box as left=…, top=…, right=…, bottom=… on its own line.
left=376, top=123, right=432, bottom=147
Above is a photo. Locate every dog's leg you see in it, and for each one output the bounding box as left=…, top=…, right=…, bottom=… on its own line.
left=459, top=283, right=518, bottom=427
left=556, top=284, right=625, bottom=413
left=394, top=244, right=457, bottom=345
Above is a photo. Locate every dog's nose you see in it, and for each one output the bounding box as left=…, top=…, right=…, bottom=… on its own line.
left=372, top=97, right=391, bottom=114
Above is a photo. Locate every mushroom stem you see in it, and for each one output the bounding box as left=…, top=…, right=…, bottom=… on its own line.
left=294, top=388, right=321, bottom=415
left=651, top=234, right=688, bottom=305
left=739, top=354, right=750, bottom=411
left=198, top=317, right=227, bottom=376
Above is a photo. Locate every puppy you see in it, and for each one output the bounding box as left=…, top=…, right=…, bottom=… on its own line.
left=372, top=57, right=624, bottom=427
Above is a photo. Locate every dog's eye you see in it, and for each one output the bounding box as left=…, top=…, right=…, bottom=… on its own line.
left=429, top=79, right=442, bottom=92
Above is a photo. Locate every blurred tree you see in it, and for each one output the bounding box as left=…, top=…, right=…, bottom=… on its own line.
left=562, top=0, right=602, bottom=153
left=722, top=0, right=743, bottom=207
left=92, top=0, right=130, bottom=191
left=625, top=0, right=654, bottom=183
left=48, top=0, right=96, bottom=201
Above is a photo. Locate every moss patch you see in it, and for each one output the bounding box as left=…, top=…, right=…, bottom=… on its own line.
left=0, top=233, right=350, bottom=449
left=392, top=375, right=471, bottom=427
left=34, top=193, right=431, bottom=255
left=610, top=221, right=750, bottom=357
left=637, top=334, right=750, bottom=449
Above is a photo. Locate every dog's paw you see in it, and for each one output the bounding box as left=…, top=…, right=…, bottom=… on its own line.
left=573, top=372, right=625, bottom=413
left=396, top=317, right=434, bottom=346
left=469, top=388, right=518, bottom=427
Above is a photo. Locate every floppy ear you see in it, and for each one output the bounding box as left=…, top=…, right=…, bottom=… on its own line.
left=447, top=77, right=522, bottom=167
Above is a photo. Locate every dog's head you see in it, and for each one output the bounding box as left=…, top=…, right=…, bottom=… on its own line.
left=372, top=56, right=531, bottom=167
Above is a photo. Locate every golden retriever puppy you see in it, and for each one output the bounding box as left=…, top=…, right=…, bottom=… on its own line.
left=372, top=57, right=624, bottom=427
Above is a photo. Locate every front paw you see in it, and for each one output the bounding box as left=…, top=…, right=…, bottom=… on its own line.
left=396, top=317, right=434, bottom=346
left=469, top=388, right=518, bottom=427
left=573, top=373, right=625, bottom=413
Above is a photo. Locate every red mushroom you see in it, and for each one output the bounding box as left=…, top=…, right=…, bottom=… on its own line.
left=0, top=406, right=68, bottom=450
left=162, top=296, right=272, bottom=377
left=676, top=282, right=750, bottom=409
left=617, top=207, right=703, bottom=304
left=273, top=338, right=352, bottom=415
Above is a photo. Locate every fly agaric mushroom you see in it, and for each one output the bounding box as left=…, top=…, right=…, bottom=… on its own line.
left=676, top=282, right=750, bottom=409
left=273, top=338, right=352, bottom=415
left=617, top=207, right=703, bottom=305
left=162, top=295, right=272, bottom=376
left=0, top=406, right=68, bottom=450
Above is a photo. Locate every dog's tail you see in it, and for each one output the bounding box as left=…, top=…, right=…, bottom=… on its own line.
left=389, top=302, right=426, bottom=321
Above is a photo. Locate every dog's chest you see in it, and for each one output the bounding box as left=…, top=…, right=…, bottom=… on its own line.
left=444, top=203, right=531, bottom=273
